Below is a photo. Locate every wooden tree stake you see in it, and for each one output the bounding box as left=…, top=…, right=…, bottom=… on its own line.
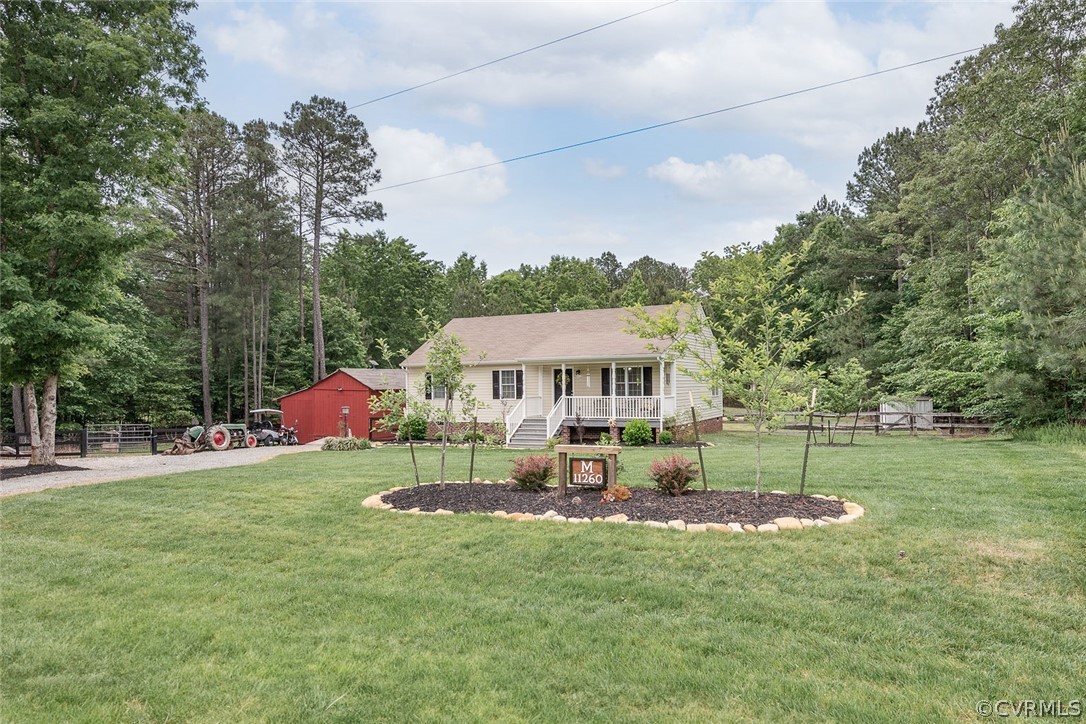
left=800, top=387, right=817, bottom=495
left=468, top=416, right=478, bottom=485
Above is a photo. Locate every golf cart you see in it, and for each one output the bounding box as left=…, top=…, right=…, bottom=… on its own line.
left=248, top=409, right=299, bottom=446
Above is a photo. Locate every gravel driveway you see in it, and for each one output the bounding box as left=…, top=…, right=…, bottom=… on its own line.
left=0, top=443, right=319, bottom=498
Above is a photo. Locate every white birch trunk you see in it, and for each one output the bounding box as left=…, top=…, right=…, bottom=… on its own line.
left=40, top=375, right=57, bottom=465
left=24, top=383, right=42, bottom=465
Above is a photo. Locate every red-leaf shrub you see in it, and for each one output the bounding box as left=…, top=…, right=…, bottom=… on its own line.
left=509, top=454, right=556, bottom=491
left=648, top=454, right=699, bottom=496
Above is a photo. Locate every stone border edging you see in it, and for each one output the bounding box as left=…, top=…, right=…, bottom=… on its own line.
left=361, top=481, right=865, bottom=533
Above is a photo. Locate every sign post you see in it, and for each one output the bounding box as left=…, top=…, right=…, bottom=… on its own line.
left=554, top=444, right=620, bottom=496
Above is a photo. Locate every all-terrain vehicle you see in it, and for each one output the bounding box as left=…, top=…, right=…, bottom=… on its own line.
left=248, top=409, right=299, bottom=446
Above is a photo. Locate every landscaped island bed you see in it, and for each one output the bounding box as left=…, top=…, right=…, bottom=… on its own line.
left=382, top=482, right=849, bottom=526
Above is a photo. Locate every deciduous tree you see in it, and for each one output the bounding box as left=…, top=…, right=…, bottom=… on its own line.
left=0, top=0, right=203, bottom=464
left=633, top=244, right=862, bottom=495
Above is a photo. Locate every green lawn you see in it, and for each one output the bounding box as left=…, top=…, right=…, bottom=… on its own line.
left=2, top=433, right=1084, bottom=722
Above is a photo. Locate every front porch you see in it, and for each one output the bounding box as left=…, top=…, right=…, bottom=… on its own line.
left=557, top=395, right=676, bottom=427
left=500, top=358, right=681, bottom=447
left=506, top=400, right=675, bottom=448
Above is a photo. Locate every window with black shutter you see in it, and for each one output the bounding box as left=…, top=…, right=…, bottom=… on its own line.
left=426, top=373, right=446, bottom=400
left=494, top=369, right=523, bottom=400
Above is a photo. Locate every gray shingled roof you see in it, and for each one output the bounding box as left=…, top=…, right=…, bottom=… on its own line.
left=401, top=306, right=680, bottom=367
left=340, top=368, right=406, bottom=390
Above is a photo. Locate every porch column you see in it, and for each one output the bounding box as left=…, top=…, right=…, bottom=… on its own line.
left=610, top=361, right=616, bottom=420
left=659, top=358, right=665, bottom=431
left=561, top=362, right=566, bottom=417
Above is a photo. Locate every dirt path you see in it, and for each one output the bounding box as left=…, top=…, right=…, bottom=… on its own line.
left=0, top=444, right=319, bottom=498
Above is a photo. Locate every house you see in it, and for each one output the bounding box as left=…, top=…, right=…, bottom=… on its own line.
left=277, top=368, right=406, bottom=443
left=400, top=305, right=722, bottom=447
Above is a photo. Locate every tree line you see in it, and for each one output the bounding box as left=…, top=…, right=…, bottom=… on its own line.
left=2, top=1, right=1083, bottom=465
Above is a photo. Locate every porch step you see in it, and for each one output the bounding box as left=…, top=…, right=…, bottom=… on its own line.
left=509, top=417, right=548, bottom=449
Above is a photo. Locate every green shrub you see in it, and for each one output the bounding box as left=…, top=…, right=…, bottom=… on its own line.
left=321, top=437, right=372, bottom=451
left=648, top=454, right=699, bottom=496
left=622, top=419, right=653, bottom=446
left=658, top=430, right=673, bottom=445
left=481, top=433, right=505, bottom=448
left=509, top=454, right=556, bottom=491
left=458, top=430, right=486, bottom=444
left=398, top=414, right=428, bottom=441
left=598, top=432, right=612, bottom=445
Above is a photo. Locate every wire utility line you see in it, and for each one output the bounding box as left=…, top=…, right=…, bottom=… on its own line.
left=372, top=47, right=981, bottom=193
left=347, top=0, right=680, bottom=110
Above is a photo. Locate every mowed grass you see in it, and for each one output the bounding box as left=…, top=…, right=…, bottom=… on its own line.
left=2, top=433, right=1084, bottom=722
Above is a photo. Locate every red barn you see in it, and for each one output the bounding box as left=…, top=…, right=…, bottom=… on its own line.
left=278, top=368, right=405, bottom=443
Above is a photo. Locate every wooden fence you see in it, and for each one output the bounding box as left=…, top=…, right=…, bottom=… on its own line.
left=763, top=411, right=993, bottom=437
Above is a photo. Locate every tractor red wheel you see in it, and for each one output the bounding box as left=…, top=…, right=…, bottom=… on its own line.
left=245, top=434, right=258, bottom=449
left=207, top=425, right=231, bottom=451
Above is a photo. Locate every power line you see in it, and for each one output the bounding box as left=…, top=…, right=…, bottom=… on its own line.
left=347, top=0, right=680, bottom=110
left=372, top=47, right=980, bottom=193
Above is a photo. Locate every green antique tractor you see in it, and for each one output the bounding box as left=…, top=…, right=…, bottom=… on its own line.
left=164, top=422, right=257, bottom=455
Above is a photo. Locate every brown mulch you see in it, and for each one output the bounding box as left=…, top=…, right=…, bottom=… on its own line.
left=0, top=463, right=90, bottom=480
left=384, top=483, right=846, bottom=526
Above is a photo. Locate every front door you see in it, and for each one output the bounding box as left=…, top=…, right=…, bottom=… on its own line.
left=553, top=369, right=573, bottom=401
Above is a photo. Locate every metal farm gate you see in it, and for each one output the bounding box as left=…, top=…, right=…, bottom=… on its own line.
left=85, top=424, right=153, bottom=455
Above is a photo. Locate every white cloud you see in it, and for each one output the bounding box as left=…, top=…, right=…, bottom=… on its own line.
left=207, top=4, right=372, bottom=91
left=584, top=158, right=626, bottom=179
left=433, top=102, right=486, bottom=126
left=370, top=126, right=508, bottom=214
left=647, top=153, right=826, bottom=209
left=203, top=1, right=1014, bottom=150
left=344, top=0, right=1012, bottom=152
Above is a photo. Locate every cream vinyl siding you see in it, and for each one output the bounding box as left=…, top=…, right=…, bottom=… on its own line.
left=672, top=333, right=721, bottom=421
left=405, top=364, right=522, bottom=424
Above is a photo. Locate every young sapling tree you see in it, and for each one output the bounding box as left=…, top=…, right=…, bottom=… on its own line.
left=630, top=241, right=862, bottom=496
left=419, top=315, right=482, bottom=488
left=820, top=358, right=871, bottom=444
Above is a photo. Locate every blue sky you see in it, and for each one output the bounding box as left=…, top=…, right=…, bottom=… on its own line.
left=190, top=0, right=1015, bottom=273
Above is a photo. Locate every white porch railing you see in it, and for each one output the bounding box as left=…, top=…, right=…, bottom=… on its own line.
left=505, top=398, right=526, bottom=444
left=565, top=396, right=661, bottom=421
left=546, top=397, right=566, bottom=439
